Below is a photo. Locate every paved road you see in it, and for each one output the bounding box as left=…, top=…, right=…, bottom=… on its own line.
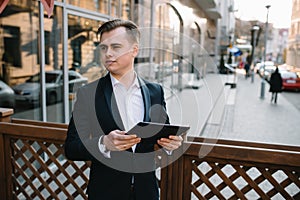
left=282, top=91, right=300, bottom=111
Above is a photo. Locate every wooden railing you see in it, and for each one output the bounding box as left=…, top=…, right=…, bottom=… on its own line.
left=0, top=109, right=300, bottom=199
left=0, top=110, right=91, bottom=199
left=162, top=137, right=300, bottom=199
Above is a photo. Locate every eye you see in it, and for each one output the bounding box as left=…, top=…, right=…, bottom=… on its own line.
left=112, top=44, right=122, bottom=49
left=99, top=45, right=107, bottom=52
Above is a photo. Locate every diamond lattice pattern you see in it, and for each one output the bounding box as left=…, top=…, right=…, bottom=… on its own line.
left=190, top=160, right=300, bottom=199
left=10, top=138, right=90, bottom=200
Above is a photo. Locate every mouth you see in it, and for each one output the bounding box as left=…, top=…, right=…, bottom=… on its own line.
left=105, top=60, right=116, bottom=66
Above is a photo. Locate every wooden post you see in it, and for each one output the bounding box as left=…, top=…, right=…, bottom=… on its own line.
left=0, top=122, right=8, bottom=198
left=0, top=108, right=14, bottom=122
left=0, top=108, right=13, bottom=199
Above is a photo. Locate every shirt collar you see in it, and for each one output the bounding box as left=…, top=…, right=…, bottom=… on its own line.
left=110, top=72, right=140, bottom=89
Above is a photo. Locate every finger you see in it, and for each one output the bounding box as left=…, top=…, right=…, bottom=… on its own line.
left=160, top=141, right=179, bottom=148
left=115, top=145, right=125, bottom=151
left=120, top=144, right=130, bottom=150
left=159, top=138, right=176, bottom=143
left=117, top=143, right=133, bottom=151
left=114, top=130, right=126, bottom=135
left=157, top=140, right=177, bottom=151
left=115, top=136, right=141, bottom=146
left=117, top=141, right=139, bottom=149
left=115, top=133, right=139, bottom=140
left=158, top=138, right=182, bottom=150
left=169, top=135, right=183, bottom=141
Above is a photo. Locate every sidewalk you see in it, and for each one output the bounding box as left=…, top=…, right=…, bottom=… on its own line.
left=219, top=72, right=300, bottom=146
left=165, top=73, right=227, bottom=137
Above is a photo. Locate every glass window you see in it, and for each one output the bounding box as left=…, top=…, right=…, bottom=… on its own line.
left=111, top=0, right=120, bottom=17
left=68, top=14, right=106, bottom=85
left=0, top=0, right=113, bottom=123
left=121, top=0, right=131, bottom=19
left=2, top=26, right=21, bottom=67
left=0, top=1, right=42, bottom=121
left=153, top=4, right=181, bottom=90
left=66, top=0, right=108, bottom=15
left=41, top=6, right=65, bottom=122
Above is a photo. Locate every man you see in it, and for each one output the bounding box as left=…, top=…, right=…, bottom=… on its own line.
left=65, top=19, right=183, bottom=200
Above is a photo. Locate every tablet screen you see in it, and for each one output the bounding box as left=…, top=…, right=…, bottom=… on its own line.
left=127, top=122, right=190, bottom=144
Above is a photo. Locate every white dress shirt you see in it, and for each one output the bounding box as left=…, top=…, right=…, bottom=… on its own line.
left=98, top=72, right=144, bottom=156
left=111, top=73, right=144, bottom=152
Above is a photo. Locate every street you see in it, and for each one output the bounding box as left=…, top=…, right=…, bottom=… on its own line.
left=282, top=91, right=300, bottom=111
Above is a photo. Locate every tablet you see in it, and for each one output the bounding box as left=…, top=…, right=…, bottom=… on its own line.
left=127, top=122, right=190, bottom=144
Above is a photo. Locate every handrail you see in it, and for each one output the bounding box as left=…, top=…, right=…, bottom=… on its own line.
left=11, top=118, right=68, bottom=129
left=0, top=122, right=66, bottom=141
left=188, top=136, right=300, bottom=152
left=183, top=141, right=300, bottom=167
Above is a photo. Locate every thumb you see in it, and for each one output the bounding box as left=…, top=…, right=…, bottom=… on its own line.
left=115, top=130, right=126, bottom=135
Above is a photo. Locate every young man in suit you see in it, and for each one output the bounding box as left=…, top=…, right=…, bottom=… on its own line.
left=65, top=19, right=183, bottom=200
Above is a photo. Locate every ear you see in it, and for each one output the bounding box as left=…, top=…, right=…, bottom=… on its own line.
left=132, top=44, right=139, bottom=57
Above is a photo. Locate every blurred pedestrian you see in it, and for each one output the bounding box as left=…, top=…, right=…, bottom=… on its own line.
left=244, top=51, right=251, bottom=79
left=227, top=52, right=232, bottom=65
left=268, top=67, right=282, bottom=104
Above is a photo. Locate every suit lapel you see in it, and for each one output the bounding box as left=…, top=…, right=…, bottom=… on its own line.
left=96, top=73, right=125, bottom=132
left=139, top=77, right=151, bottom=122
left=135, top=78, right=153, bottom=153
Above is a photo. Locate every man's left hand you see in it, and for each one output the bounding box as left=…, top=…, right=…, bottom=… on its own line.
left=157, top=135, right=183, bottom=151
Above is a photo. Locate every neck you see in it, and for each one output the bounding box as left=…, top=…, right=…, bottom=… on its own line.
left=112, top=70, right=135, bottom=89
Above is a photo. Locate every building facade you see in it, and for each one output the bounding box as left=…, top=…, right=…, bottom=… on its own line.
left=0, top=0, right=222, bottom=123
left=287, top=0, right=300, bottom=68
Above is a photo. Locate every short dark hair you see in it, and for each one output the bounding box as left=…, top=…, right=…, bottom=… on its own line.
left=97, top=19, right=140, bottom=44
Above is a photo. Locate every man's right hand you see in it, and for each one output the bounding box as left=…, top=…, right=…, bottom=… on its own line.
left=103, top=130, right=141, bottom=151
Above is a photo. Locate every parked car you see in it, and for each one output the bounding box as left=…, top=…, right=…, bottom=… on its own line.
left=0, top=80, right=15, bottom=108
left=13, top=70, right=88, bottom=105
left=256, top=62, right=276, bottom=79
left=280, top=70, right=300, bottom=91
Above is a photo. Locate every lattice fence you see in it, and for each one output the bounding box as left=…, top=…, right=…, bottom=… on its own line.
left=9, top=137, right=90, bottom=200
left=184, top=156, right=300, bottom=200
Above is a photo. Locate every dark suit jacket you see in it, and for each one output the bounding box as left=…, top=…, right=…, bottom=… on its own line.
left=65, top=73, right=169, bottom=200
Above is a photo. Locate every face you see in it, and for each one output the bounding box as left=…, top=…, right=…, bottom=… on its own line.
left=99, top=27, right=138, bottom=80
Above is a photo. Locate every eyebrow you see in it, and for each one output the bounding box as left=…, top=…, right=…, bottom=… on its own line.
left=99, top=42, right=122, bottom=47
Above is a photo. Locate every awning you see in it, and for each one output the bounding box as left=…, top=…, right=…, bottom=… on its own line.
left=229, top=46, right=243, bottom=56
left=0, top=0, right=54, bottom=17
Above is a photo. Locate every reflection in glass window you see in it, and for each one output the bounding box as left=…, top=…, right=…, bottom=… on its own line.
left=0, top=0, right=132, bottom=123
left=0, top=1, right=42, bottom=121
left=111, top=0, right=120, bottom=17
left=121, top=0, right=131, bottom=19
left=68, top=14, right=106, bottom=84
left=66, top=0, right=108, bottom=15
left=2, top=26, right=21, bottom=67
left=25, top=73, right=60, bottom=84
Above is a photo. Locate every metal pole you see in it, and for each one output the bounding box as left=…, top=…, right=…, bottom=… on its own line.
left=251, top=26, right=260, bottom=83
left=260, top=5, right=271, bottom=99
left=39, top=2, right=47, bottom=122
left=251, top=47, right=255, bottom=83
left=149, top=0, right=155, bottom=81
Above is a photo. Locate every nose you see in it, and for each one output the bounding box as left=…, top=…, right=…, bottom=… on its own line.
left=105, top=47, right=113, bottom=58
